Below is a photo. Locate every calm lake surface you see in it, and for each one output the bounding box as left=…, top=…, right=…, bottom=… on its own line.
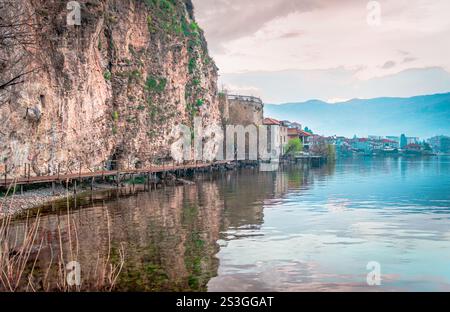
left=11, top=156, right=450, bottom=291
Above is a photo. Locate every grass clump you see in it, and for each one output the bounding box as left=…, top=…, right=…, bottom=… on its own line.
left=104, top=70, right=112, bottom=81
left=145, top=76, right=167, bottom=93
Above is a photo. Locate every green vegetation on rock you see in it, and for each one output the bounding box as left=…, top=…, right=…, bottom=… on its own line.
left=104, top=70, right=112, bottom=81
left=145, top=76, right=167, bottom=93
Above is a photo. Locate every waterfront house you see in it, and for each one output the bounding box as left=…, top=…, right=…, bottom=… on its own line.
left=352, top=138, right=372, bottom=154
left=386, top=136, right=400, bottom=148
left=405, top=143, right=421, bottom=151
left=287, top=128, right=300, bottom=140
left=381, top=139, right=398, bottom=149
left=281, top=120, right=302, bottom=129
left=298, top=130, right=313, bottom=148
left=264, top=118, right=289, bottom=155
left=403, top=143, right=423, bottom=155
left=287, top=128, right=313, bottom=150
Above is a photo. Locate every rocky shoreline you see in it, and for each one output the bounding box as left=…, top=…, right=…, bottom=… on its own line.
left=0, top=161, right=247, bottom=218
left=0, top=178, right=192, bottom=217
left=0, top=183, right=117, bottom=218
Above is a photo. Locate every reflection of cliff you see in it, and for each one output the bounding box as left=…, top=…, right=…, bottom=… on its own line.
left=6, top=182, right=224, bottom=291
left=109, top=183, right=223, bottom=291
left=4, top=163, right=337, bottom=291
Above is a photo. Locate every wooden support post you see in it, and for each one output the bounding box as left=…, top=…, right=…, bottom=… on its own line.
left=74, top=180, right=77, bottom=194
left=52, top=181, right=55, bottom=195
left=91, top=177, right=94, bottom=191
left=20, top=185, right=23, bottom=195
left=4, top=165, right=6, bottom=187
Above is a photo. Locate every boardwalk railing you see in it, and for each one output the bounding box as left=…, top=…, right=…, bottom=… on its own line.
left=0, top=160, right=230, bottom=188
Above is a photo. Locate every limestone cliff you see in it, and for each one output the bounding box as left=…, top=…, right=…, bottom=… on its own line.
left=0, top=0, right=220, bottom=177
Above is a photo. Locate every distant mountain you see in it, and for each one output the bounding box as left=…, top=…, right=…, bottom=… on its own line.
left=264, top=92, right=450, bottom=139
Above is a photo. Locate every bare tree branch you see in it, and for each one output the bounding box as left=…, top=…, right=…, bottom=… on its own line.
left=0, top=1, right=40, bottom=104
left=0, top=68, right=38, bottom=91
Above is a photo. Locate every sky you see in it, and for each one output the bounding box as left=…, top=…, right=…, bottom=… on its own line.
left=192, top=0, right=450, bottom=103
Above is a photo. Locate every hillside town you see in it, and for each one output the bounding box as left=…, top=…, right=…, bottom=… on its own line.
left=220, top=93, right=449, bottom=159
left=263, top=117, right=450, bottom=158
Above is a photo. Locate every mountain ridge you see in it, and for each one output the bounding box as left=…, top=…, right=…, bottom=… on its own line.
left=264, top=92, right=450, bottom=138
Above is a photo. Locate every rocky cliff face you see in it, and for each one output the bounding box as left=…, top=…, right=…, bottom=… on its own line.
left=0, top=0, right=220, bottom=177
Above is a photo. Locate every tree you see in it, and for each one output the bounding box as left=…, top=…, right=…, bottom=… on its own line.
left=304, top=127, right=313, bottom=134
left=423, top=142, right=432, bottom=151
left=285, top=138, right=303, bottom=155
left=310, top=141, right=327, bottom=156
left=0, top=1, right=39, bottom=104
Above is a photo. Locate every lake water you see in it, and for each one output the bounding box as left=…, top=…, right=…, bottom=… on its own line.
left=7, top=156, right=450, bottom=291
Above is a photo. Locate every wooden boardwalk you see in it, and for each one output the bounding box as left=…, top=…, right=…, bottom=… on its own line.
left=0, top=161, right=231, bottom=188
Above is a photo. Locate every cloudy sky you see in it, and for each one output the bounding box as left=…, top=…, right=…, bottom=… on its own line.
left=192, top=0, right=450, bottom=103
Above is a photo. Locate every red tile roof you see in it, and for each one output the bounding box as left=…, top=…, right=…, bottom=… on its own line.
left=263, top=118, right=281, bottom=125
left=298, top=130, right=313, bottom=137
left=288, top=128, right=312, bottom=138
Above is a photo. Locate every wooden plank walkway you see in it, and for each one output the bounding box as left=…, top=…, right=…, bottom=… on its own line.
left=0, top=161, right=231, bottom=188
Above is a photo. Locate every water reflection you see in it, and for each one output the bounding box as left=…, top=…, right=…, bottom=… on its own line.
left=4, top=157, right=450, bottom=291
